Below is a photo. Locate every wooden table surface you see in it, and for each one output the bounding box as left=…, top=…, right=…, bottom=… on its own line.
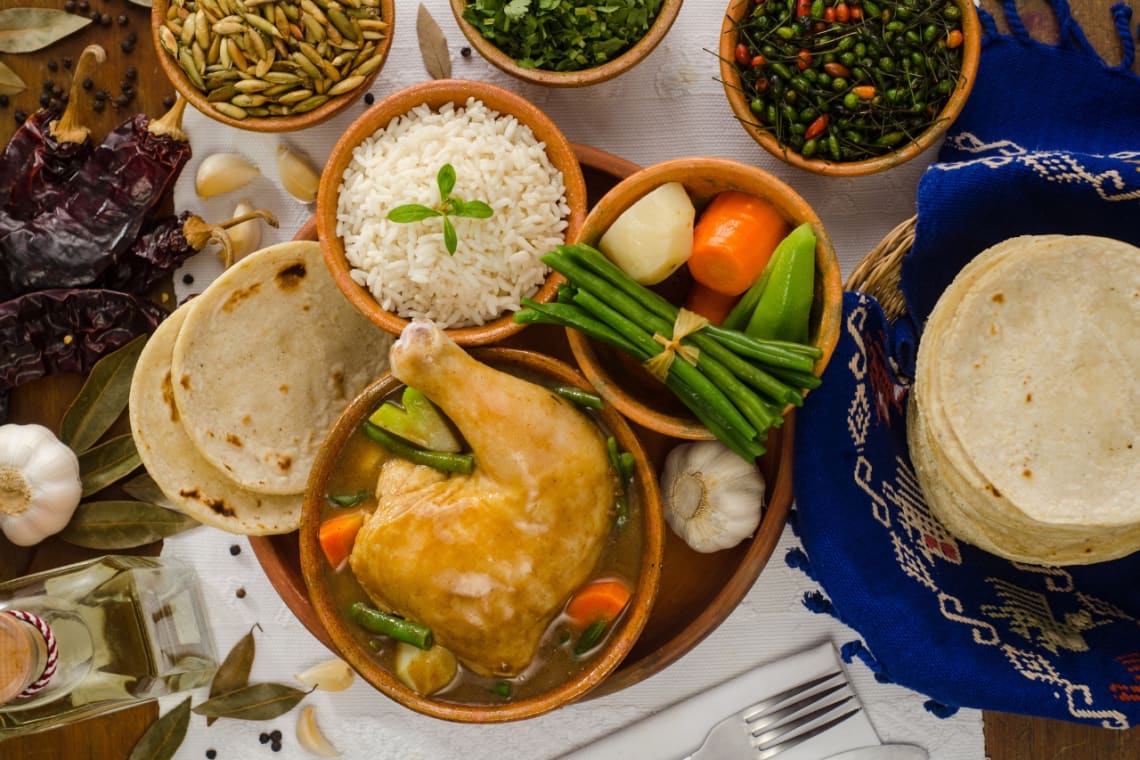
left=1, top=0, right=1138, bottom=757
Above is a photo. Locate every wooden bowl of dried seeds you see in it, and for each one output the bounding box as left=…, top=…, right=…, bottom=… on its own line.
left=152, top=0, right=394, bottom=132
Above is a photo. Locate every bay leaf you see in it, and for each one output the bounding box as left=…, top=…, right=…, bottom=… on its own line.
left=0, top=61, right=26, bottom=96
left=417, top=4, right=451, bottom=80
left=78, top=433, right=141, bottom=497
left=121, top=471, right=178, bottom=510
left=206, top=623, right=260, bottom=726
left=191, top=682, right=309, bottom=721
left=58, top=500, right=198, bottom=549
left=0, top=9, right=93, bottom=54
left=60, top=334, right=147, bottom=454
left=127, top=696, right=191, bottom=760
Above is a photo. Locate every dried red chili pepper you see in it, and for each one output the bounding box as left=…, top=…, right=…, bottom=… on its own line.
left=96, top=208, right=279, bottom=292
left=0, top=288, right=167, bottom=423
left=0, top=97, right=191, bottom=301
left=0, top=45, right=106, bottom=220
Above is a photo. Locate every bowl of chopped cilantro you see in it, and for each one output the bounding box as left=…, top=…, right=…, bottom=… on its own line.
left=451, top=0, right=683, bottom=87
left=721, top=0, right=980, bottom=176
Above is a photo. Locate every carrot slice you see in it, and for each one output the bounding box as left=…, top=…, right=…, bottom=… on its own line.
left=565, top=578, right=633, bottom=626
left=684, top=281, right=739, bottom=326
left=688, top=191, right=790, bottom=297
left=318, top=510, right=366, bottom=570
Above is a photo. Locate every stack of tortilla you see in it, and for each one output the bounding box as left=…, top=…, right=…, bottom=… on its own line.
left=908, top=234, right=1140, bottom=565
left=129, top=241, right=393, bottom=535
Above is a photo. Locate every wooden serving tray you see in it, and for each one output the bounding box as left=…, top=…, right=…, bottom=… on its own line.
left=248, top=143, right=796, bottom=698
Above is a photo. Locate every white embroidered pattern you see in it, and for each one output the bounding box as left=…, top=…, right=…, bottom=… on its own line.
left=932, top=132, right=1140, bottom=202
left=843, top=294, right=1131, bottom=727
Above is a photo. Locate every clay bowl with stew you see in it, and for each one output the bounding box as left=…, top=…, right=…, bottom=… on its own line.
left=316, top=79, right=588, bottom=346
left=299, top=346, right=663, bottom=722
left=720, top=0, right=980, bottom=176
left=567, top=156, right=843, bottom=439
left=152, top=0, right=394, bottom=132
left=449, top=0, right=683, bottom=88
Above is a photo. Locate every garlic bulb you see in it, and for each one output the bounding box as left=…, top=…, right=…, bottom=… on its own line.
left=0, top=424, right=83, bottom=546
left=660, top=440, right=765, bottom=553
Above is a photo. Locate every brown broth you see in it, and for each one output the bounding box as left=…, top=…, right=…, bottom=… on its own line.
left=319, top=374, right=644, bottom=706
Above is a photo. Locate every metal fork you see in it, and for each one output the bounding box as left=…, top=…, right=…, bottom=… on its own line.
left=681, top=669, right=862, bottom=760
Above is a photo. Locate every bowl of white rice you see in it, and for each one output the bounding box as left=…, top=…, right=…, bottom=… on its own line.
left=316, top=80, right=587, bottom=346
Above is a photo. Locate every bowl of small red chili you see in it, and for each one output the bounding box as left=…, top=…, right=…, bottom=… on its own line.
left=450, top=0, right=683, bottom=87
left=721, top=0, right=980, bottom=176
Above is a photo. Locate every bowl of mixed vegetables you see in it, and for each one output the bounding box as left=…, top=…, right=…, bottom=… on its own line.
left=721, top=0, right=980, bottom=176
left=450, top=0, right=683, bottom=87
left=515, top=157, right=842, bottom=458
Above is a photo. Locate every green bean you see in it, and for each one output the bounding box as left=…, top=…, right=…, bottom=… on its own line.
left=574, top=620, right=608, bottom=656
left=349, top=603, right=433, bottom=650
left=553, top=385, right=604, bottom=410
left=362, top=422, right=474, bottom=474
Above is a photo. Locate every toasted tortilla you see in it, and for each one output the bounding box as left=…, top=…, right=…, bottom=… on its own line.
left=129, top=305, right=301, bottom=534
left=171, top=241, right=393, bottom=495
left=909, top=234, right=1140, bottom=565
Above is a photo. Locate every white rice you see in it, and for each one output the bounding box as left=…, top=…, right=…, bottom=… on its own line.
left=335, top=97, right=570, bottom=327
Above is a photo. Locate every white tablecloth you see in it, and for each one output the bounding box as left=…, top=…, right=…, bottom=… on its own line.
left=159, top=1, right=986, bottom=758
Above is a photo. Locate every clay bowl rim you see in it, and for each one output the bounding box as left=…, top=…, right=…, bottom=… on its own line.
left=315, top=79, right=588, bottom=347
left=298, top=346, right=664, bottom=723
left=150, top=0, right=395, bottom=133
left=566, top=156, right=843, bottom=440
left=448, top=0, right=684, bottom=88
left=718, top=0, right=981, bottom=177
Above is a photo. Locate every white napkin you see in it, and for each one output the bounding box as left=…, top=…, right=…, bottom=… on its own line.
left=556, top=643, right=878, bottom=760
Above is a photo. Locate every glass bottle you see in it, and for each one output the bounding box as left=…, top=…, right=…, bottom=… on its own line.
left=0, top=555, right=218, bottom=740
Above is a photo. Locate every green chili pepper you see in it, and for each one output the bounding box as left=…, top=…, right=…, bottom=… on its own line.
left=744, top=223, right=817, bottom=344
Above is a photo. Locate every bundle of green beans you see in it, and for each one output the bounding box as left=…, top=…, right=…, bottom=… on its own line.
left=514, top=244, right=822, bottom=461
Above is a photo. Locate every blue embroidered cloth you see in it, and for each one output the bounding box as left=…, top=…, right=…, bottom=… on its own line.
left=792, top=1, right=1140, bottom=728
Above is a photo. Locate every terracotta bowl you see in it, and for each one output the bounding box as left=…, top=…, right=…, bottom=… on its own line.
left=252, top=146, right=795, bottom=704
left=449, top=0, right=683, bottom=88
left=720, top=0, right=981, bottom=177
left=151, top=0, right=394, bottom=132
left=567, top=157, right=842, bottom=439
left=315, top=79, right=588, bottom=346
left=298, top=347, right=664, bottom=722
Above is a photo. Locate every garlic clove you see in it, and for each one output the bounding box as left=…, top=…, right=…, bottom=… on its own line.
left=296, top=705, right=341, bottom=758
left=195, top=153, right=260, bottom=199
left=224, top=200, right=262, bottom=264
left=294, top=657, right=354, bottom=691
left=276, top=145, right=320, bottom=204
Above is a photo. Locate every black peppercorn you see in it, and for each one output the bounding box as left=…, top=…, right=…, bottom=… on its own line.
left=0, top=95, right=8, bottom=108
left=125, top=65, right=137, bottom=80
left=364, top=92, right=374, bottom=105
left=100, top=13, right=111, bottom=25
left=461, top=46, right=472, bottom=57
left=47, top=60, right=58, bottom=72
left=229, top=544, right=241, bottom=556
left=127, top=30, right=138, bottom=43
left=271, top=743, right=281, bottom=753
left=91, top=100, right=104, bottom=113
left=235, top=587, right=246, bottom=599
left=43, top=80, right=55, bottom=92
left=269, top=730, right=282, bottom=742
left=62, top=57, right=72, bottom=69
left=120, top=40, right=134, bottom=53
left=13, top=109, right=27, bottom=124
left=117, top=14, right=128, bottom=26
left=89, top=10, right=100, bottom=20
left=52, top=85, right=63, bottom=97
left=48, top=98, right=62, bottom=111
left=163, top=94, right=176, bottom=108
left=82, top=77, right=93, bottom=90
left=206, top=751, right=217, bottom=760
left=259, top=733, right=270, bottom=745
left=77, top=0, right=89, bottom=11
left=64, top=0, right=76, bottom=11
left=39, top=93, right=52, bottom=108
left=181, top=273, right=194, bottom=285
